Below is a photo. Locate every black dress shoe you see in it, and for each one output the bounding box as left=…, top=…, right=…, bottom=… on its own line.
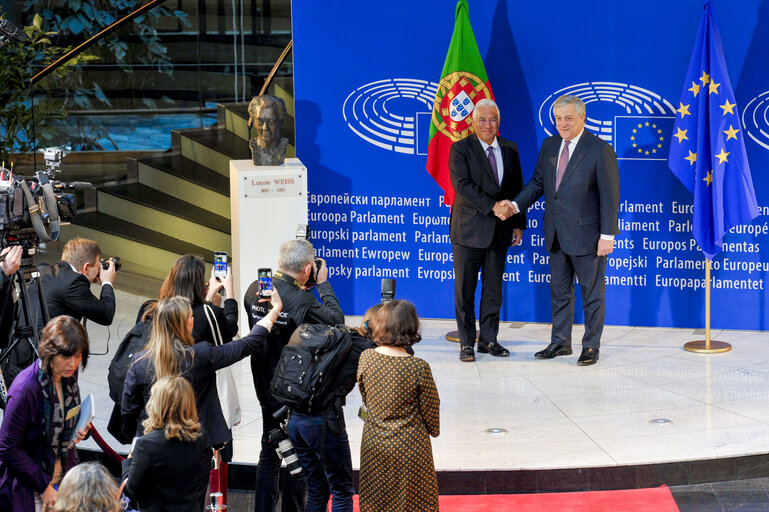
left=459, top=345, right=475, bottom=362
left=534, top=343, right=573, bottom=359
left=477, top=340, right=510, bottom=357
left=577, top=348, right=599, bottom=366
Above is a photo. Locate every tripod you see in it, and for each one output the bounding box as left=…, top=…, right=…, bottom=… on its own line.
left=0, top=264, right=50, bottom=408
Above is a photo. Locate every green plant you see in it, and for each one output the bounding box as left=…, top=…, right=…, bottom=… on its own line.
left=0, top=14, right=98, bottom=165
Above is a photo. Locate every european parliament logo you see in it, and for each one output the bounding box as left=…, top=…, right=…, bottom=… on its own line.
left=742, top=91, right=769, bottom=151
left=342, top=78, right=439, bottom=155
left=538, top=82, right=677, bottom=160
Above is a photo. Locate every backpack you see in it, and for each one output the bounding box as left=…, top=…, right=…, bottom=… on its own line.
left=107, top=319, right=151, bottom=404
left=270, top=323, right=353, bottom=413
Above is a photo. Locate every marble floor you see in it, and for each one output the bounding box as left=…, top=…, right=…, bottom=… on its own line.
left=73, top=288, right=769, bottom=474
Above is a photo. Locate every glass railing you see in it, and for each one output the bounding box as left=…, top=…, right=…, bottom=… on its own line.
left=2, top=0, right=293, bottom=178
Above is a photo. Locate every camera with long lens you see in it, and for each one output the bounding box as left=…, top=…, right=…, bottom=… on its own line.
left=268, top=406, right=302, bottom=475
left=0, top=148, right=92, bottom=269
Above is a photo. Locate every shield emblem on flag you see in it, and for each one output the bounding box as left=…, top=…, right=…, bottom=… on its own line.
left=432, top=71, right=492, bottom=142
left=450, top=91, right=474, bottom=121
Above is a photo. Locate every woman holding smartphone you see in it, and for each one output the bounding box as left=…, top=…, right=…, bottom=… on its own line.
left=122, top=290, right=281, bottom=508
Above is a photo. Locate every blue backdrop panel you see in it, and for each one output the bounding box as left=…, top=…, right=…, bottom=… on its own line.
left=292, top=0, right=769, bottom=330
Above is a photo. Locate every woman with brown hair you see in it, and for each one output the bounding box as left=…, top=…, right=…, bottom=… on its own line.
left=0, top=316, right=92, bottom=512
left=122, top=375, right=208, bottom=512
left=356, top=300, right=441, bottom=512
left=122, top=290, right=281, bottom=507
left=141, top=253, right=239, bottom=345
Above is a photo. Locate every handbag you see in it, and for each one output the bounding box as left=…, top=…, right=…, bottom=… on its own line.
left=203, top=304, right=241, bottom=428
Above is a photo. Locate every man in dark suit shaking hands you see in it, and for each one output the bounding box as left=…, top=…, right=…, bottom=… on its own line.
left=449, top=99, right=526, bottom=363
left=511, top=94, right=620, bottom=366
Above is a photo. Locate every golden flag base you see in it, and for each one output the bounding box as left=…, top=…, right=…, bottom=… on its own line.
left=683, top=259, right=731, bottom=354
left=683, top=339, right=732, bottom=353
left=445, top=330, right=478, bottom=343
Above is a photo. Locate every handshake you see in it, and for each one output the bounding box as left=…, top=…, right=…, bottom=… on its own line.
left=492, top=200, right=519, bottom=221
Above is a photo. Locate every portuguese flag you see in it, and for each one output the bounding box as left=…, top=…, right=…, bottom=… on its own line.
left=426, top=0, right=494, bottom=207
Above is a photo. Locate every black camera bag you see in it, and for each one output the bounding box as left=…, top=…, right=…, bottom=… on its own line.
left=270, top=323, right=353, bottom=414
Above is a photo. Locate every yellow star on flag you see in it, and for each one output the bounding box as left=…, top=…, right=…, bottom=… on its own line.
left=723, top=125, right=739, bottom=140
left=719, top=99, right=736, bottom=115
left=703, top=170, right=713, bottom=186
left=688, top=81, right=700, bottom=97
left=708, top=81, right=720, bottom=95
left=699, top=71, right=710, bottom=85
left=677, top=102, right=691, bottom=118
left=673, top=127, right=688, bottom=143
left=685, top=150, right=697, bottom=166
left=715, top=147, right=729, bottom=164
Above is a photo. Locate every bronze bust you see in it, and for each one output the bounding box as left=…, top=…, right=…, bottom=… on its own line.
left=248, top=95, right=289, bottom=166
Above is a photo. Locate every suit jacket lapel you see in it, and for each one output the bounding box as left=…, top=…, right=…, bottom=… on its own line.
left=557, top=132, right=591, bottom=192
left=470, top=135, right=499, bottom=186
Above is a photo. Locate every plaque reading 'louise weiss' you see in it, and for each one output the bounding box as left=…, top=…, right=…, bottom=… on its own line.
left=242, top=173, right=304, bottom=198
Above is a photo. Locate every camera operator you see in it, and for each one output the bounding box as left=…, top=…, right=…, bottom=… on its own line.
left=30, top=237, right=116, bottom=330
left=244, top=239, right=344, bottom=512
left=0, top=247, right=24, bottom=346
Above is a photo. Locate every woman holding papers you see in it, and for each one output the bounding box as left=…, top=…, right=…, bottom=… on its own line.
left=0, top=316, right=92, bottom=512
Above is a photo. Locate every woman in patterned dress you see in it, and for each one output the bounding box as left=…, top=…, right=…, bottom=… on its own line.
left=357, top=300, right=440, bottom=512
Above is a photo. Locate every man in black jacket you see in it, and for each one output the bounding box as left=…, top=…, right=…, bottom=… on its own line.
left=30, top=237, right=117, bottom=330
left=244, top=239, right=344, bottom=512
left=449, top=99, right=526, bottom=362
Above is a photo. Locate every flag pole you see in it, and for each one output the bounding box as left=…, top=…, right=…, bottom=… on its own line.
left=684, top=259, right=731, bottom=353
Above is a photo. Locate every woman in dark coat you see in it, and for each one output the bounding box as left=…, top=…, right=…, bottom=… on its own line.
left=122, top=291, right=281, bottom=508
left=138, top=253, right=239, bottom=344
left=122, top=375, right=208, bottom=512
left=0, top=316, right=92, bottom=512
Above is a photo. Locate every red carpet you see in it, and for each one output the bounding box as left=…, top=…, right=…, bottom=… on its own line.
left=350, top=485, right=679, bottom=511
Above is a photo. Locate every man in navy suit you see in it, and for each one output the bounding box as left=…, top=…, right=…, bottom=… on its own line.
left=449, top=99, right=526, bottom=363
left=511, top=94, right=620, bottom=366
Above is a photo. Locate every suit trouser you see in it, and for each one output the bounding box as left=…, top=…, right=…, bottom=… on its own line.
left=452, top=242, right=507, bottom=347
left=549, top=244, right=607, bottom=350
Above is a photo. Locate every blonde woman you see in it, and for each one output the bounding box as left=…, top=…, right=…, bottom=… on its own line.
left=121, top=290, right=281, bottom=508
left=54, top=462, right=120, bottom=512
left=122, top=376, right=207, bottom=512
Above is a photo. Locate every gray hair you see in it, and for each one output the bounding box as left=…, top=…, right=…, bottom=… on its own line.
left=248, top=95, right=288, bottom=125
left=54, top=462, right=120, bottom=512
left=553, top=94, right=586, bottom=117
left=472, top=98, right=500, bottom=121
left=278, top=239, right=315, bottom=274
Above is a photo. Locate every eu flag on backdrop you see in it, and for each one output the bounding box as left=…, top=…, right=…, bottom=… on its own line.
left=668, top=0, right=759, bottom=261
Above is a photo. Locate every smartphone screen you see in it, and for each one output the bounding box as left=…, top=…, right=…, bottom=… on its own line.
left=214, top=251, right=228, bottom=279
left=258, top=268, right=273, bottom=297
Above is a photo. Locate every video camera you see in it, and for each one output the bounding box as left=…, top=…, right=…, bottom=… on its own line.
left=0, top=148, right=92, bottom=268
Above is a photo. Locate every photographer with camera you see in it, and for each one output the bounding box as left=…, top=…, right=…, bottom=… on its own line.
left=31, top=237, right=117, bottom=330
left=244, top=239, right=344, bottom=512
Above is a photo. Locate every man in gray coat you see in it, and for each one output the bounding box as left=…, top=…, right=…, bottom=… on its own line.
left=511, top=94, right=620, bottom=366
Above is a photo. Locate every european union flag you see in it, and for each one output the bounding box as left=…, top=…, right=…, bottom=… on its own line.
left=668, top=1, right=759, bottom=261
